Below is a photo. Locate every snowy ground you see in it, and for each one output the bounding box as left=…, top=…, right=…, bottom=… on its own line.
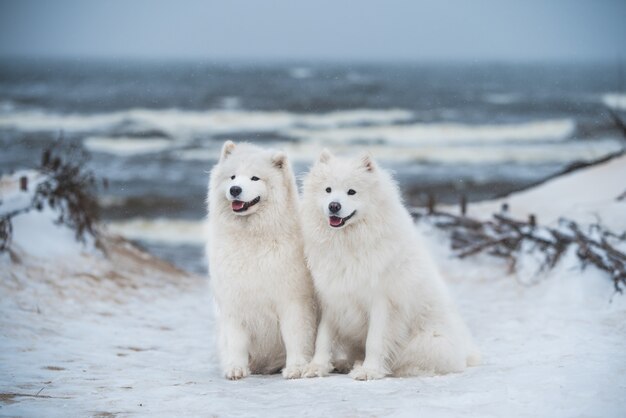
left=1, top=158, right=625, bottom=417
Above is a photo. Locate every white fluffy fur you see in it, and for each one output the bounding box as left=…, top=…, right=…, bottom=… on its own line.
left=301, top=151, right=480, bottom=380
left=206, top=141, right=316, bottom=380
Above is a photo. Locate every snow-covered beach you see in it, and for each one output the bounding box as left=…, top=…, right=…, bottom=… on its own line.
left=1, top=155, right=625, bottom=417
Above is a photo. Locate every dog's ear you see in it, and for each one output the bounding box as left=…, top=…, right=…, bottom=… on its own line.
left=319, top=148, right=333, bottom=164
left=220, top=140, right=236, bottom=162
left=272, top=151, right=287, bottom=169
left=360, top=153, right=376, bottom=173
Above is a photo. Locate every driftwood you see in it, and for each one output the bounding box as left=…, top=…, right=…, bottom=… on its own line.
left=413, top=206, right=626, bottom=293
left=0, top=142, right=100, bottom=252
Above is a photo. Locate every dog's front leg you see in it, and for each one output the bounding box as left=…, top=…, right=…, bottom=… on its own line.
left=221, top=316, right=250, bottom=380
left=279, top=301, right=312, bottom=379
left=350, top=296, right=390, bottom=380
left=303, top=310, right=334, bottom=377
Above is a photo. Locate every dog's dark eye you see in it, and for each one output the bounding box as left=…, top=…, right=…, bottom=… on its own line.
left=230, top=175, right=235, bottom=180
left=347, top=189, right=356, bottom=195
left=251, top=176, right=260, bottom=181
left=325, top=187, right=331, bottom=193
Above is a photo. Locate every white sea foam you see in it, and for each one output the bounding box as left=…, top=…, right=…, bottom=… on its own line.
left=289, top=67, right=313, bottom=79
left=176, top=138, right=622, bottom=165
left=290, top=139, right=621, bottom=164
left=106, top=218, right=207, bottom=245
left=0, top=110, right=124, bottom=132
left=0, top=107, right=574, bottom=146
left=218, top=96, right=241, bottom=110
left=299, top=109, right=413, bottom=128
left=286, top=118, right=576, bottom=145
left=1, top=107, right=600, bottom=165
left=173, top=149, right=216, bottom=161
left=98, top=195, right=127, bottom=208
left=84, top=136, right=172, bottom=156
left=602, top=93, right=626, bottom=111
left=484, top=93, right=520, bottom=105
left=0, top=108, right=414, bottom=137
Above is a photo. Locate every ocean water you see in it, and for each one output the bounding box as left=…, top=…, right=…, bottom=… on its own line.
left=1, top=58, right=624, bottom=274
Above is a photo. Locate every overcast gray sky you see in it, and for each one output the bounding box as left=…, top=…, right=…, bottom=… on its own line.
left=0, top=0, right=624, bottom=62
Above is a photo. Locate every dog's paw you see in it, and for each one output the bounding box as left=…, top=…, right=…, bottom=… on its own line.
left=332, top=359, right=353, bottom=374
left=224, top=366, right=250, bottom=380
left=303, top=362, right=333, bottom=378
left=282, top=363, right=307, bottom=379
left=349, top=365, right=386, bottom=381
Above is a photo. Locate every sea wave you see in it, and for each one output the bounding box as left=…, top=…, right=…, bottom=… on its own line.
left=0, top=108, right=414, bottom=137
left=484, top=93, right=520, bottom=105
left=106, top=218, right=207, bottom=245
left=289, top=67, right=313, bottom=79
left=175, top=138, right=622, bottom=164
left=84, top=136, right=172, bottom=155
left=602, top=93, right=626, bottom=111
left=98, top=195, right=127, bottom=208
left=0, top=107, right=577, bottom=147
left=285, top=119, right=576, bottom=145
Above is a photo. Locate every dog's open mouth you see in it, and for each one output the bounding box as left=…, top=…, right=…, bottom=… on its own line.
left=232, top=196, right=261, bottom=212
left=329, top=210, right=356, bottom=228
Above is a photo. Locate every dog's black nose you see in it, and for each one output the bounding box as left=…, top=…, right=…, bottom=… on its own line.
left=329, top=201, right=341, bottom=214
left=230, top=186, right=242, bottom=197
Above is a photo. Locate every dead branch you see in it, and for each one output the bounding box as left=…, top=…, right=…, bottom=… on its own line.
left=0, top=142, right=100, bottom=252
left=413, top=209, right=626, bottom=293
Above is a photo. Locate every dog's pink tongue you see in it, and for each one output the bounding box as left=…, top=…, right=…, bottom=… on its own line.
left=232, top=201, right=245, bottom=211
left=329, top=216, right=343, bottom=226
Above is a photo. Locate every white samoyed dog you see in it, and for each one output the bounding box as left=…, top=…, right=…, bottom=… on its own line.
left=206, top=141, right=316, bottom=380
left=301, top=150, right=480, bottom=380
